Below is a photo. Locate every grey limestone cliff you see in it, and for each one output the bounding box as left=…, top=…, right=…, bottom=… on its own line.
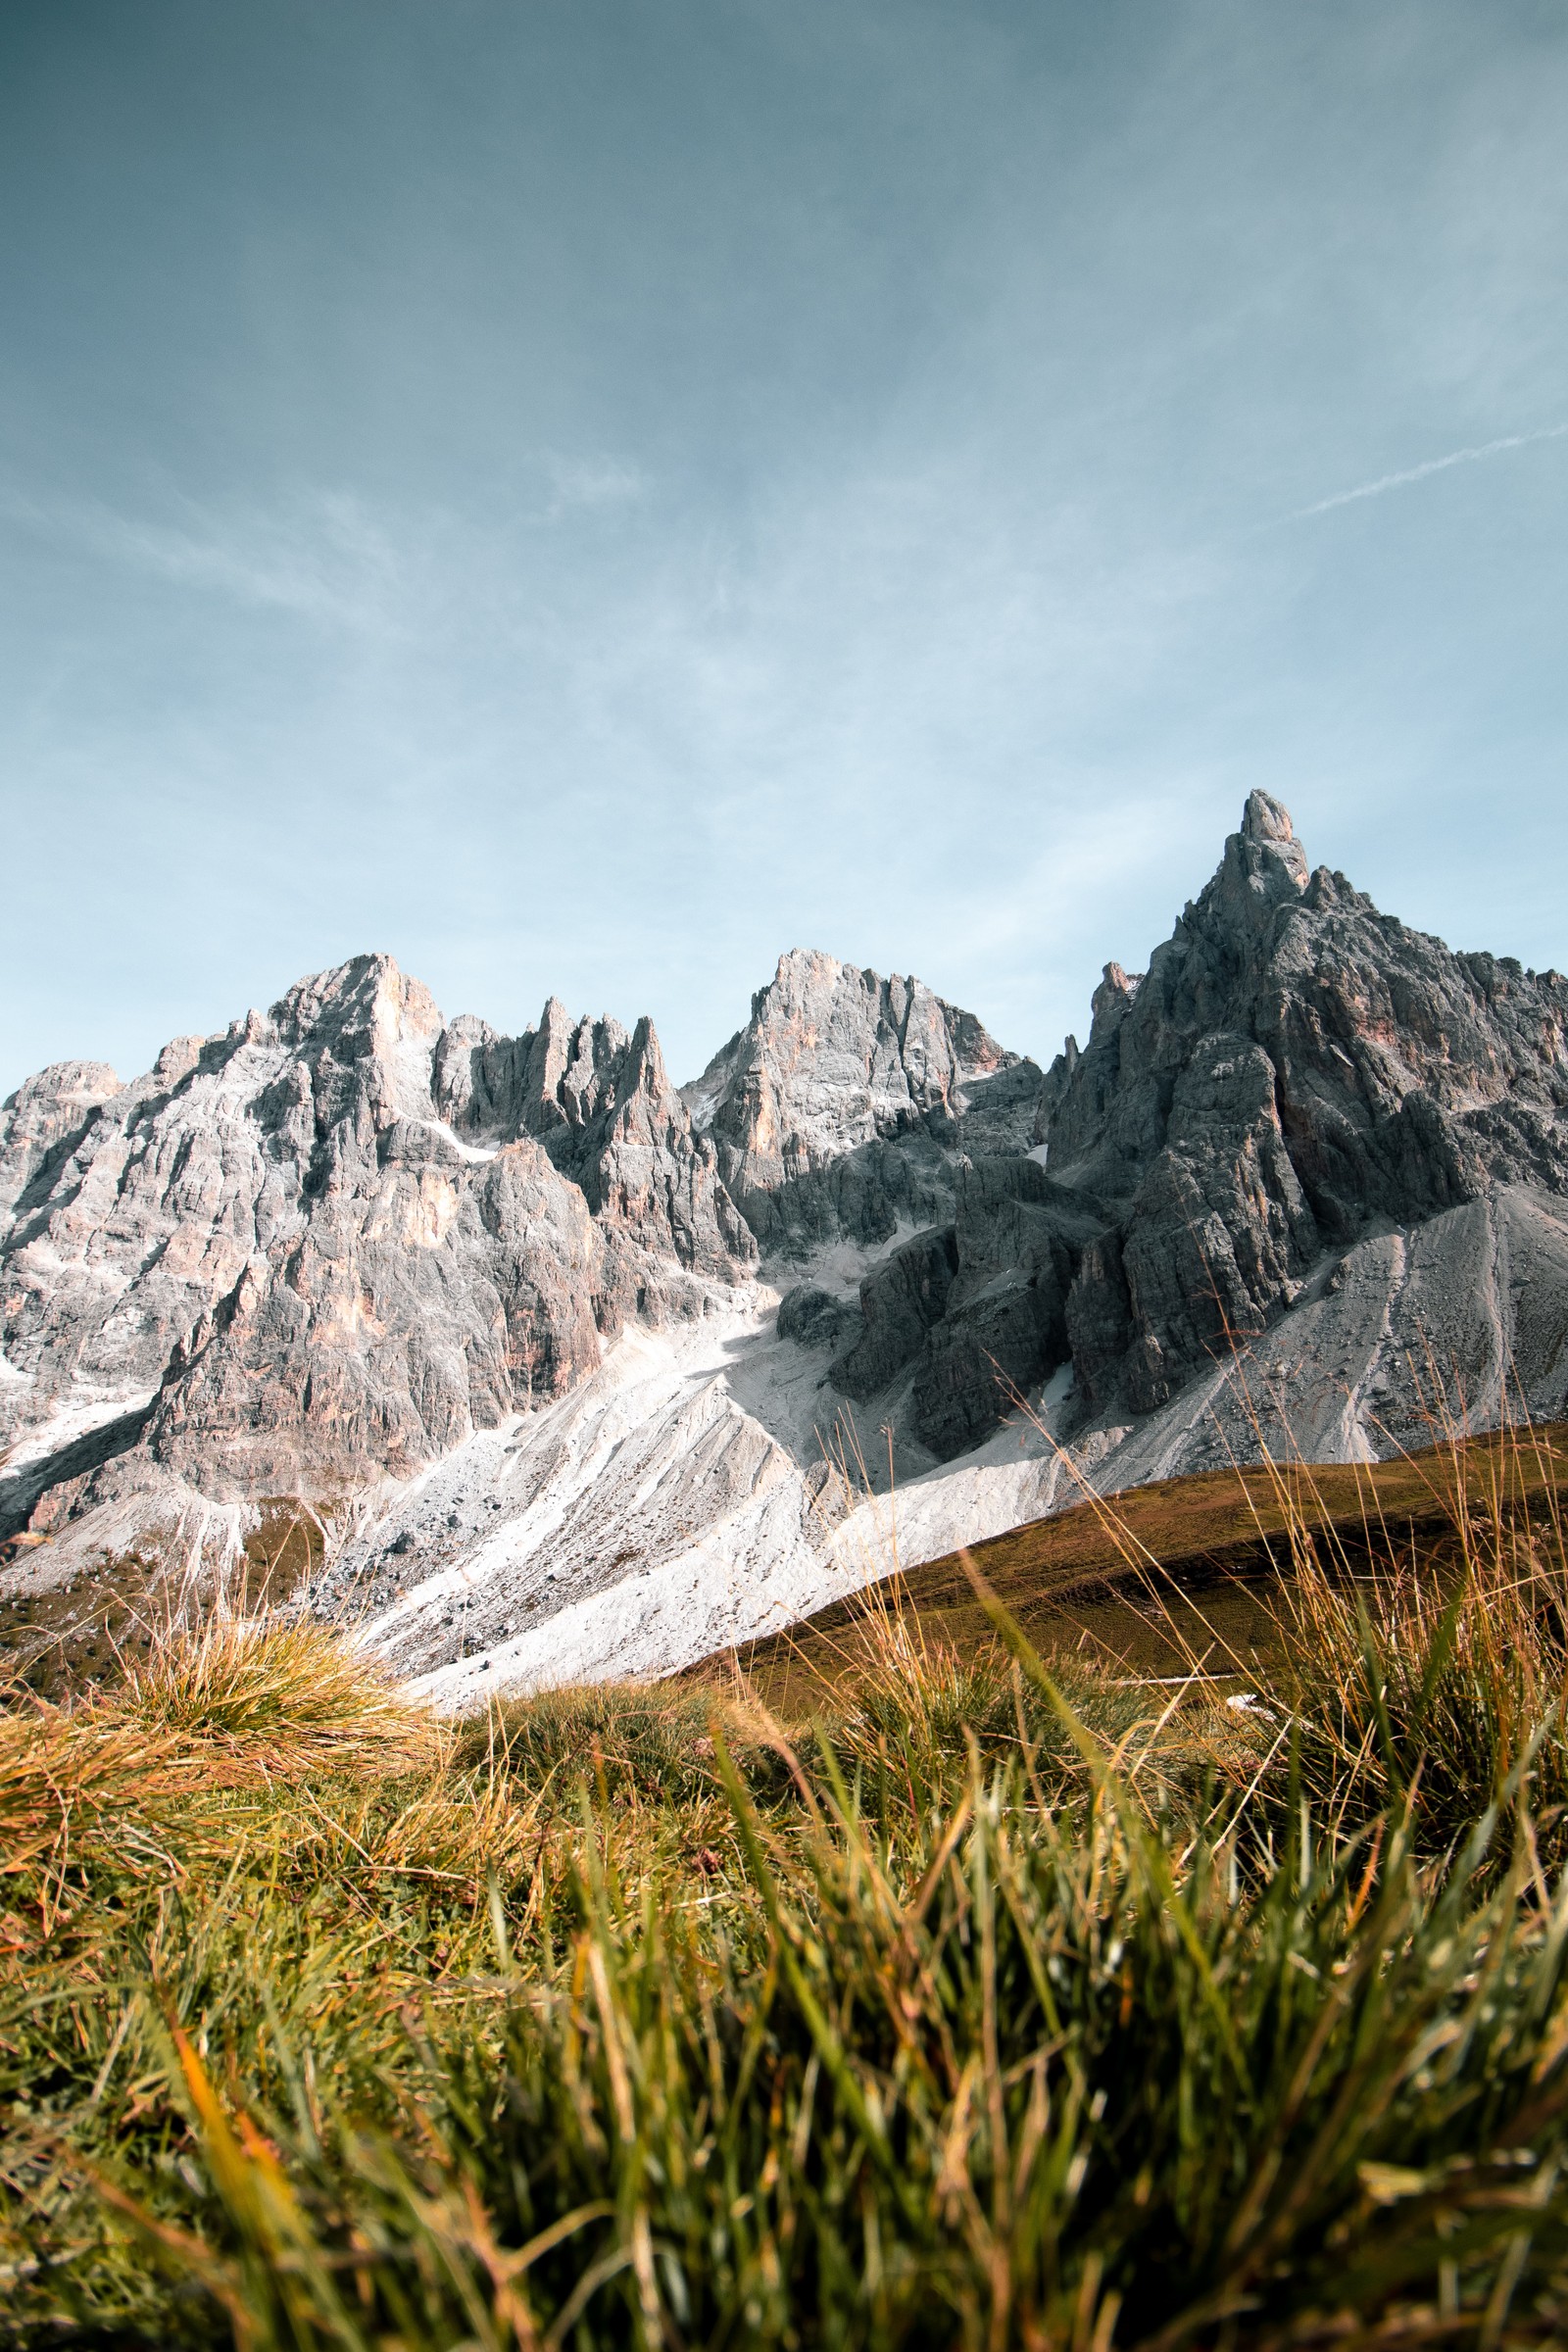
left=0, top=955, right=753, bottom=1545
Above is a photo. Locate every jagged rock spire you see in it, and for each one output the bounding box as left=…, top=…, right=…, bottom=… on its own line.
left=1240, top=789, right=1309, bottom=886
left=1038, top=791, right=1568, bottom=1414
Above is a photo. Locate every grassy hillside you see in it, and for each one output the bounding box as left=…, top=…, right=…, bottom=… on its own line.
left=4, top=1425, right=1568, bottom=2346
left=730, top=1420, right=1568, bottom=1712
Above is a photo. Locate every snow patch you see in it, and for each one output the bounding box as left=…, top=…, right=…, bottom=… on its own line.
left=412, top=1117, right=500, bottom=1164
left=0, top=1381, right=158, bottom=1474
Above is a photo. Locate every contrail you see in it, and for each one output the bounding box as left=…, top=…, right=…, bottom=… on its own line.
left=1290, top=421, right=1568, bottom=520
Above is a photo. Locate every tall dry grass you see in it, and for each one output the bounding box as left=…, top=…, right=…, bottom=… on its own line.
left=1260, top=1421, right=1568, bottom=1858
left=5, top=1429, right=1568, bottom=2345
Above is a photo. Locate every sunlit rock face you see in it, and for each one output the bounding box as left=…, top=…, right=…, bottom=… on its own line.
left=0, top=953, right=754, bottom=1525
left=683, top=946, right=1042, bottom=1254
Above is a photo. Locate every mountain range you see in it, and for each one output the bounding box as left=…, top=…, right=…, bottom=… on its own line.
left=4, top=792, right=1566, bottom=1703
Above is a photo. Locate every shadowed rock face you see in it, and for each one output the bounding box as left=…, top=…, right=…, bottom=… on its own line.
left=764, top=793, right=1568, bottom=1463
left=1044, top=791, right=1568, bottom=1411
left=829, top=1226, right=960, bottom=1402
left=0, top=955, right=755, bottom=1517
left=683, top=948, right=1041, bottom=1252
left=912, top=1160, right=1104, bottom=1458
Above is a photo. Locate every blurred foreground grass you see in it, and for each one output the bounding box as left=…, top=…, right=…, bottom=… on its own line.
left=6, top=1428, right=1568, bottom=2347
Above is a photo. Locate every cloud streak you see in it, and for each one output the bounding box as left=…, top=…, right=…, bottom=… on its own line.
left=0, top=481, right=415, bottom=632
left=1289, top=423, right=1568, bottom=520
left=543, top=454, right=648, bottom=516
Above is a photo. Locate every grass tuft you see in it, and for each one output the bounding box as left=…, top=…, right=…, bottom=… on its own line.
left=116, top=1612, right=438, bottom=1781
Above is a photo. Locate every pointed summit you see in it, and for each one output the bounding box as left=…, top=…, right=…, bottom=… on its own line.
left=1241, top=788, right=1298, bottom=847
left=1041, top=788, right=1568, bottom=1419
left=1238, top=789, right=1309, bottom=887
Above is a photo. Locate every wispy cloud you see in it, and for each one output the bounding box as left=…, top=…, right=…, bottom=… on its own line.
left=1289, top=422, right=1568, bottom=520
left=543, top=454, right=648, bottom=517
left=0, top=483, right=410, bottom=631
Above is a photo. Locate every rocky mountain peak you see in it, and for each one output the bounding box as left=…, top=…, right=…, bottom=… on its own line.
left=680, top=948, right=1037, bottom=1255
left=796, top=789, right=1568, bottom=1471
left=0, top=1059, right=125, bottom=1228
left=427, top=992, right=748, bottom=1277
left=1241, top=787, right=1309, bottom=876
left=270, top=951, right=444, bottom=1071
left=1036, top=791, right=1568, bottom=1412
left=1219, top=789, right=1311, bottom=906
left=151, top=1035, right=211, bottom=1088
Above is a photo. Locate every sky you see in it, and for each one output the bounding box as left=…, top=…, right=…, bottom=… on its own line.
left=2, top=0, right=1566, bottom=1099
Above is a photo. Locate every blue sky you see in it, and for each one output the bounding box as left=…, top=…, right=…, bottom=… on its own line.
left=2, top=0, right=1566, bottom=1097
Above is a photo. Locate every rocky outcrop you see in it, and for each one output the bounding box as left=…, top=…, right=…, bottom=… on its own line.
left=775, top=1284, right=858, bottom=1353
left=0, top=955, right=755, bottom=1531
left=829, top=1226, right=959, bottom=1401
left=810, top=1156, right=1103, bottom=1458
left=435, top=999, right=753, bottom=1279
left=0, top=1060, right=125, bottom=1229
left=911, top=1160, right=1104, bottom=1458
left=1041, top=792, right=1568, bottom=1410
left=685, top=948, right=1041, bottom=1252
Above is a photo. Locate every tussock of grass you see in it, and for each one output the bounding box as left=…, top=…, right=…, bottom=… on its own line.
left=1246, top=1420, right=1568, bottom=1861
left=0, top=1618, right=437, bottom=1960
left=451, top=1678, right=773, bottom=1804
left=6, top=1431, right=1568, bottom=2346
left=0, top=1705, right=187, bottom=1939
left=117, top=1613, right=438, bottom=1781
left=1276, top=1532, right=1568, bottom=1850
